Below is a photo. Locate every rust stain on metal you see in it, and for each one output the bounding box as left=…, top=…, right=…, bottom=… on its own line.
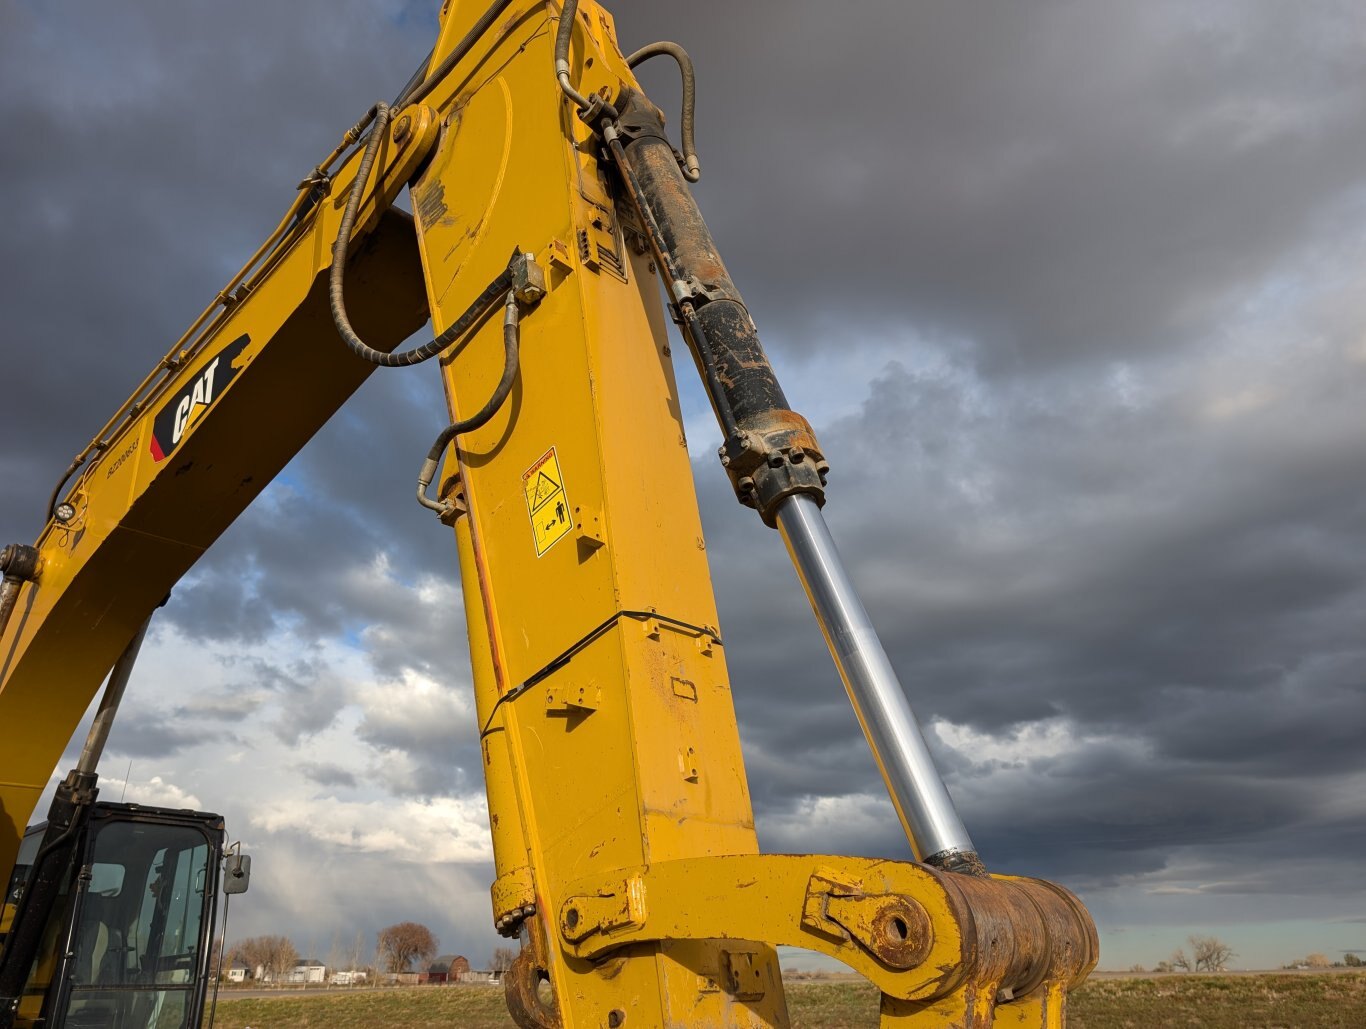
left=821, top=889, right=933, bottom=971
left=864, top=898, right=932, bottom=970
left=932, top=869, right=1098, bottom=1003
left=504, top=917, right=563, bottom=1029
left=747, top=409, right=822, bottom=455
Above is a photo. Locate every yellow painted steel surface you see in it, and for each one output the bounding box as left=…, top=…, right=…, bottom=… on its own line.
left=0, top=2, right=1097, bottom=1025
left=414, top=4, right=787, bottom=1022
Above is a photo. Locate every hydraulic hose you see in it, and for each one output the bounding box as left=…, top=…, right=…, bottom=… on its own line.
left=329, top=101, right=513, bottom=368
left=391, top=48, right=435, bottom=109
left=626, top=42, right=700, bottom=182
left=401, top=0, right=516, bottom=109
left=553, top=0, right=592, bottom=111
left=553, top=0, right=618, bottom=123
left=417, top=291, right=522, bottom=516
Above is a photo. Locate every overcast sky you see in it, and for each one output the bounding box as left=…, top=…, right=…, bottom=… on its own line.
left=3, top=0, right=1366, bottom=975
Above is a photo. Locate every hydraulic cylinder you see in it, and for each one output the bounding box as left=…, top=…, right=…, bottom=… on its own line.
left=609, top=89, right=981, bottom=872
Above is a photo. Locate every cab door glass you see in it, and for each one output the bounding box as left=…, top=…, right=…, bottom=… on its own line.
left=64, top=821, right=212, bottom=1029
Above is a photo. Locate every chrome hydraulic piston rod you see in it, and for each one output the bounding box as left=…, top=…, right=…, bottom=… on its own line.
left=775, top=493, right=979, bottom=870
left=601, top=90, right=982, bottom=872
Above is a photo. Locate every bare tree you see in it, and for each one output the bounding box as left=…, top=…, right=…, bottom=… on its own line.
left=348, top=929, right=367, bottom=973
left=1189, top=935, right=1234, bottom=972
left=491, top=946, right=518, bottom=973
left=326, top=929, right=344, bottom=980
left=265, top=935, right=300, bottom=982
left=233, top=937, right=265, bottom=980
left=1346, top=953, right=1363, bottom=967
left=234, top=934, right=299, bottom=982
left=1169, top=948, right=1190, bottom=972
left=377, top=922, right=439, bottom=974
left=1305, top=952, right=1332, bottom=969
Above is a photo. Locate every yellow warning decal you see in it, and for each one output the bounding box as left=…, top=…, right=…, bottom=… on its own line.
left=522, top=447, right=573, bottom=556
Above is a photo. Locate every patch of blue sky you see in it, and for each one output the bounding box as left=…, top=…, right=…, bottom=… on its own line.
left=387, top=1, right=441, bottom=37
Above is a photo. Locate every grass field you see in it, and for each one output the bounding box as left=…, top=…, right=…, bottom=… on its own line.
left=208, top=971, right=1366, bottom=1027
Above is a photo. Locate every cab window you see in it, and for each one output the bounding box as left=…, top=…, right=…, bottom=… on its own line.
left=63, top=821, right=213, bottom=1029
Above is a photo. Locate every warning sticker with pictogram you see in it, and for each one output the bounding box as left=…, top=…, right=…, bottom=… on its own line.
left=522, top=447, right=573, bottom=556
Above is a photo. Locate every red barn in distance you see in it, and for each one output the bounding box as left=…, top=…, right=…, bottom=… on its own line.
left=420, top=955, right=471, bottom=984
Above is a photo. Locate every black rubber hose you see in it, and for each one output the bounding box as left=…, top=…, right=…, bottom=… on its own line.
left=416, top=294, right=521, bottom=513
left=402, top=0, right=516, bottom=108
left=431, top=297, right=520, bottom=445
left=553, top=0, right=616, bottom=120
left=391, top=48, right=434, bottom=109
left=627, top=42, right=700, bottom=182
left=46, top=456, right=87, bottom=523
left=329, top=102, right=513, bottom=368
left=554, top=0, right=582, bottom=101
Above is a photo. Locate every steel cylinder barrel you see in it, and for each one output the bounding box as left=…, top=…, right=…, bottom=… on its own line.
left=0, top=544, right=39, bottom=643
left=610, top=91, right=829, bottom=525
left=618, top=135, right=787, bottom=424
left=0, top=580, right=21, bottom=645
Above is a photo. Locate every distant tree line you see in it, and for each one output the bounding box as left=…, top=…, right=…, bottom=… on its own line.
left=1131, top=937, right=1365, bottom=974
left=1283, top=952, right=1362, bottom=969
left=224, top=934, right=300, bottom=981
left=216, top=921, right=522, bottom=983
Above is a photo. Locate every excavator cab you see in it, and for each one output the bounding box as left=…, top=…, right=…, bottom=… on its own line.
left=0, top=804, right=232, bottom=1029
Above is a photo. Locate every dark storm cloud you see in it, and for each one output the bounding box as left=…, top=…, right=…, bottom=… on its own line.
left=5, top=0, right=1366, bottom=961
left=270, top=677, right=347, bottom=746
left=704, top=336, right=1366, bottom=888
left=298, top=761, right=360, bottom=790
left=103, top=709, right=213, bottom=760
left=616, top=0, right=1366, bottom=374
